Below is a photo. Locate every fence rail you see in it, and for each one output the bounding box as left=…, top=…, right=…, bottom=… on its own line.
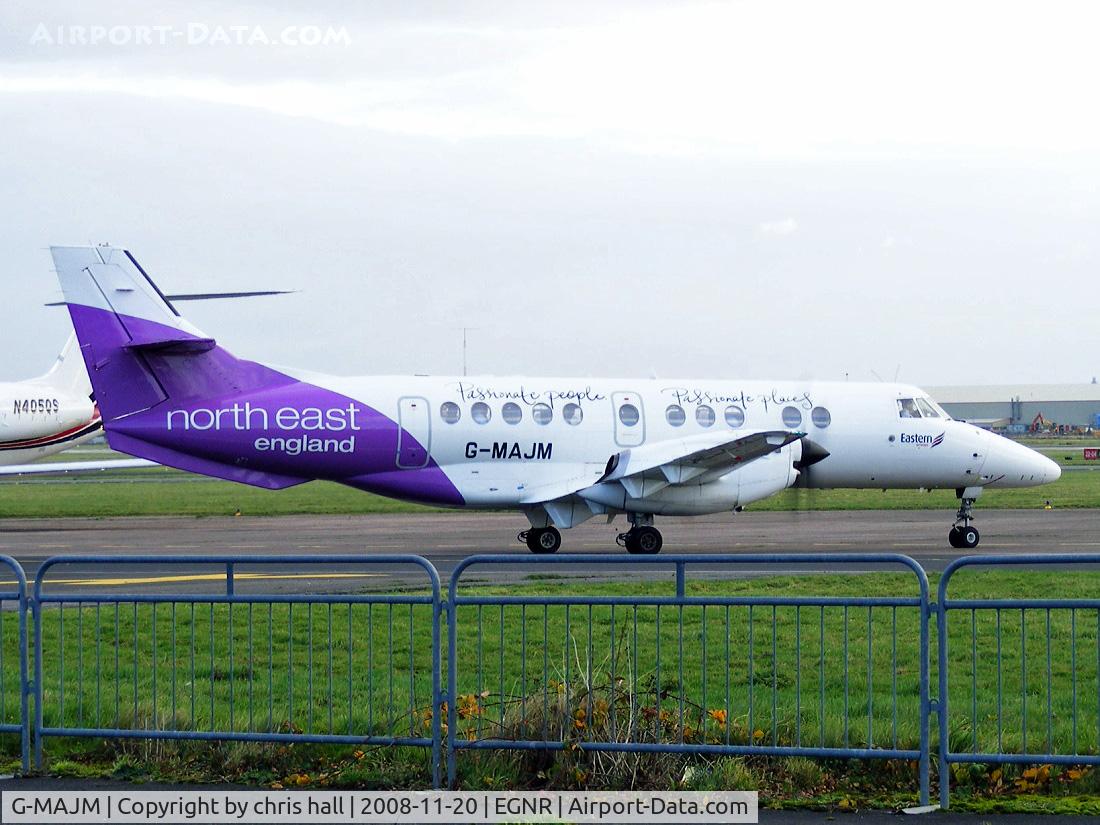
left=31, top=554, right=443, bottom=787
left=0, top=551, right=1092, bottom=806
left=0, top=555, right=29, bottom=771
left=937, top=554, right=1100, bottom=808
left=446, top=553, right=930, bottom=803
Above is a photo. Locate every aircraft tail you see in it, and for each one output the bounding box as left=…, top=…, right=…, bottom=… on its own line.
left=50, top=245, right=291, bottom=421
left=49, top=245, right=303, bottom=488
left=36, top=334, right=93, bottom=399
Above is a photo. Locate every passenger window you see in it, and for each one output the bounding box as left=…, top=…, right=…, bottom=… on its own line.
left=440, top=401, right=461, bottom=424
left=666, top=404, right=686, bottom=427
left=897, top=398, right=922, bottom=418
left=696, top=405, right=715, bottom=427
left=471, top=402, right=491, bottom=424
left=502, top=402, right=522, bottom=425
left=532, top=403, right=553, bottom=425
left=618, top=404, right=640, bottom=427
left=724, top=405, right=745, bottom=428
left=811, top=406, right=832, bottom=428
left=563, top=403, right=583, bottom=426
left=916, top=398, right=939, bottom=418
left=782, top=406, right=803, bottom=428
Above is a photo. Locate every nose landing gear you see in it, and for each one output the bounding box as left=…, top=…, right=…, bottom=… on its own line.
left=948, top=490, right=980, bottom=549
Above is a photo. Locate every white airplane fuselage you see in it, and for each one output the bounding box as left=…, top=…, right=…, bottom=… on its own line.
left=281, top=373, right=1059, bottom=518
left=49, top=244, right=1062, bottom=552
left=0, top=336, right=102, bottom=467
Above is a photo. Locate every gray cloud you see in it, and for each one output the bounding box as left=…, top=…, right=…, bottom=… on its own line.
left=0, top=1, right=1097, bottom=387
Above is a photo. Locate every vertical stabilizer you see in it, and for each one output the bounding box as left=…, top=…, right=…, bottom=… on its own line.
left=37, top=334, right=93, bottom=399
left=50, top=245, right=291, bottom=423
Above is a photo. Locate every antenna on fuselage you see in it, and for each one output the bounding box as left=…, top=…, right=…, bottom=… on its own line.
left=460, top=327, right=480, bottom=377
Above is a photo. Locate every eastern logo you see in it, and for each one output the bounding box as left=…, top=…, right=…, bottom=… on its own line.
left=900, top=432, right=945, bottom=448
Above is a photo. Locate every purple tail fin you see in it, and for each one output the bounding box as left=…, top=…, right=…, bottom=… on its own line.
left=51, top=245, right=306, bottom=489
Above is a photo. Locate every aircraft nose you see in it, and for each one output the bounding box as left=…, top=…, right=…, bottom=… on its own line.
left=989, top=438, right=1061, bottom=486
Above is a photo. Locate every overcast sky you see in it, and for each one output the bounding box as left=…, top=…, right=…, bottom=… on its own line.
left=1, top=1, right=1097, bottom=386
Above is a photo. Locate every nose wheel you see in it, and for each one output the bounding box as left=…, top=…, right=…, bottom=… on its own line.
left=949, top=494, right=980, bottom=549
left=520, top=527, right=562, bottom=554
left=949, top=524, right=980, bottom=549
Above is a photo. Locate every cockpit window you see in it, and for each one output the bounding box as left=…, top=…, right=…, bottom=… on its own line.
left=916, top=398, right=939, bottom=418
left=924, top=397, right=952, bottom=419
left=897, top=398, right=922, bottom=418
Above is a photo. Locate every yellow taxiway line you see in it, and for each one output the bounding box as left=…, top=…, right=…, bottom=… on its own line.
left=0, top=572, right=383, bottom=588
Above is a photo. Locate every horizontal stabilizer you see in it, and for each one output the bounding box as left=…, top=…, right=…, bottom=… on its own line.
left=47, top=290, right=294, bottom=307
left=124, top=336, right=217, bottom=354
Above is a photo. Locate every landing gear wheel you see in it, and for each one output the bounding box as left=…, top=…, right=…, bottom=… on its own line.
left=526, top=526, right=562, bottom=554
left=949, top=492, right=981, bottom=549
left=623, top=526, right=663, bottom=555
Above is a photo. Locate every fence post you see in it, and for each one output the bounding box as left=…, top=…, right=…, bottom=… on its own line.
left=446, top=592, right=458, bottom=788
left=937, top=581, right=951, bottom=808
left=920, top=601, right=935, bottom=807
left=32, top=588, right=42, bottom=771
left=432, top=591, right=443, bottom=789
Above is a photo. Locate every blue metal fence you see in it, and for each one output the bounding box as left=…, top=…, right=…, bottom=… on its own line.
left=446, top=554, right=931, bottom=803
left=0, top=550, right=1093, bottom=807
left=31, top=555, right=444, bottom=787
left=0, top=555, right=29, bottom=771
left=937, top=553, right=1100, bottom=808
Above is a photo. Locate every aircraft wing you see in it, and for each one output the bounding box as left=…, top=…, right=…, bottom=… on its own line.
left=521, top=429, right=804, bottom=505
left=0, top=459, right=156, bottom=476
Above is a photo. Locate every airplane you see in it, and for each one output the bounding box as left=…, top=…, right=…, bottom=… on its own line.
left=48, top=244, right=1061, bottom=553
left=0, top=333, right=152, bottom=475
left=0, top=292, right=292, bottom=477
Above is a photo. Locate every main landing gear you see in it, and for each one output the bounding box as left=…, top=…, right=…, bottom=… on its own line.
left=948, top=490, right=980, bottom=549
left=616, top=514, right=663, bottom=555
left=519, top=526, right=562, bottom=554
left=517, top=513, right=664, bottom=555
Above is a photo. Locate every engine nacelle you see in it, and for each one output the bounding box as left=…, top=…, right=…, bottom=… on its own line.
left=581, top=441, right=800, bottom=516
left=734, top=439, right=801, bottom=506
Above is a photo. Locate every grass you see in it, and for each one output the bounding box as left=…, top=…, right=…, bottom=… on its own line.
left=0, top=463, right=1092, bottom=518
left=0, top=571, right=1098, bottom=812
left=0, top=474, right=439, bottom=518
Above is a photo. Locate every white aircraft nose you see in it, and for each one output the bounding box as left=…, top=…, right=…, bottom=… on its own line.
left=988, top=437, right=1061, bottom=486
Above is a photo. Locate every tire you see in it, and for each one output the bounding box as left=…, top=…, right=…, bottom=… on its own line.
left=527, top=526, right=561, bottom=554
left=948, top=527, right=963, bottom=549
left=633, top=526, right=663, bottom=555
left=960, top=526, right=980, bottom=549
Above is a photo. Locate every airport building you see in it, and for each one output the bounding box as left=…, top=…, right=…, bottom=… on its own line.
left=926, top=383, right=1100, bottom=432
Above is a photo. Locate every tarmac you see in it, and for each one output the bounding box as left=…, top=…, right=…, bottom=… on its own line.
left=0, top=507, right=1094, bottom=595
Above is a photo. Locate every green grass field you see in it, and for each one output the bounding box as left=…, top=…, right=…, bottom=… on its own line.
left=0, top=462, right=1093, bottom=518
left=2, top=570, right=1097, bottom=809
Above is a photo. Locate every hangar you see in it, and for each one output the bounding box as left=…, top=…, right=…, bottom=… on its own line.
left=926, top=382, right=1100, bottom=432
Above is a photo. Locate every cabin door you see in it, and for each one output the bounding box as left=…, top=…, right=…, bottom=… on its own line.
left=611, top=391, right=646, bottom=447
left=397, top=396, right=431, bottom=469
